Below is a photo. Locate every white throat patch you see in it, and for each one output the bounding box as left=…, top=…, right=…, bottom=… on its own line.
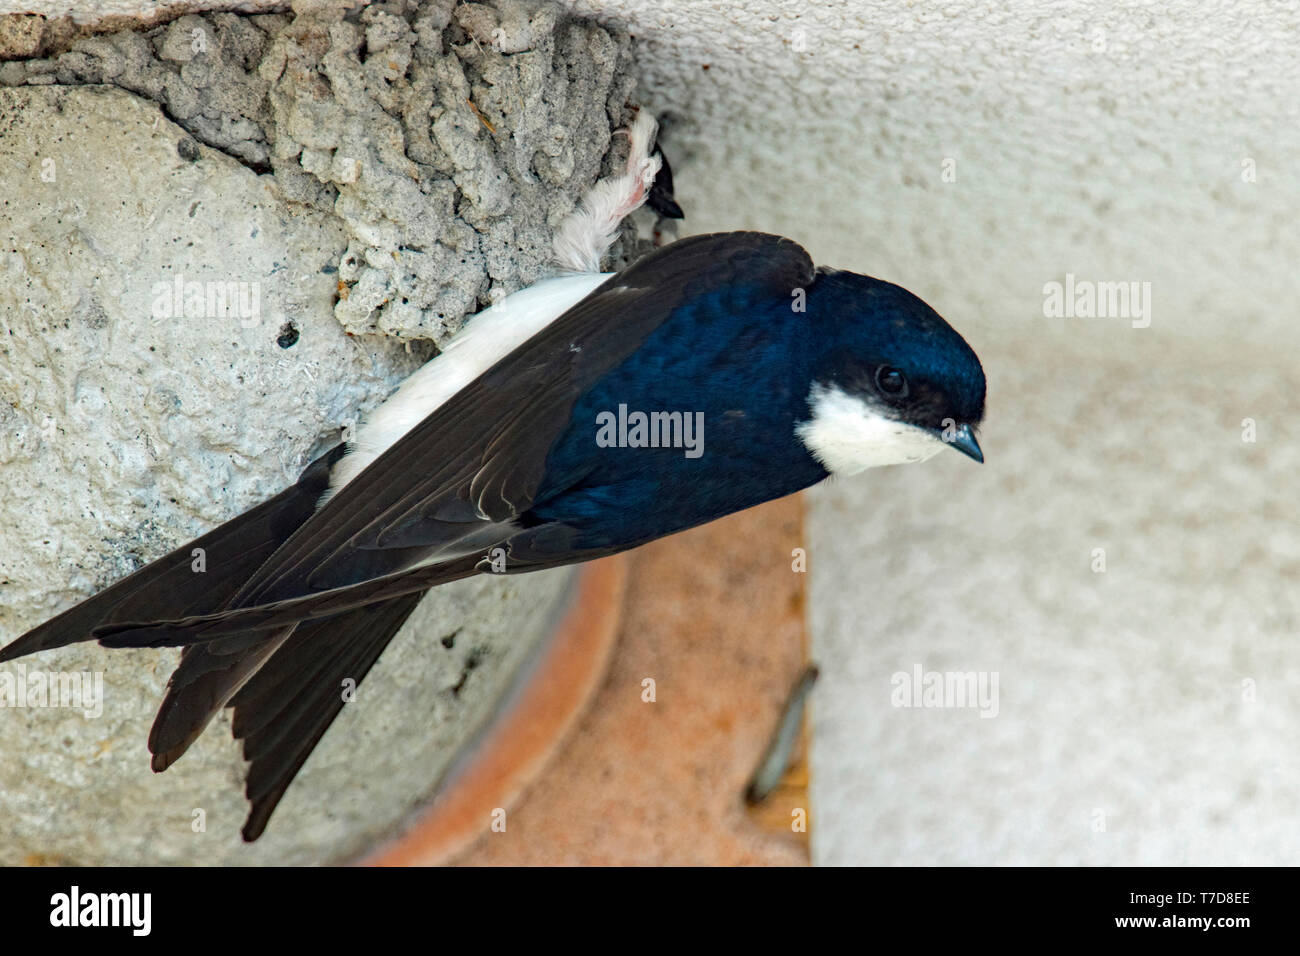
left=795, top=383, right=944, bottom=475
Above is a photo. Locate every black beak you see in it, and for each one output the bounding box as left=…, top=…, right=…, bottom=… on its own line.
left=942, top=423, right=984, bottom=463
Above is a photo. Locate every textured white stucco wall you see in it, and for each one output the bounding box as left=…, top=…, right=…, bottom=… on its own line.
left=5, top=0, right=1299, bottom=865
left=568, top=0, right=1300, bottom=865
left=558, top=0, right=1300, bottom=864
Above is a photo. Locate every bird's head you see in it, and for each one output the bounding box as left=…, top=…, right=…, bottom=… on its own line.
left=796, top=269, right=986, bottom=476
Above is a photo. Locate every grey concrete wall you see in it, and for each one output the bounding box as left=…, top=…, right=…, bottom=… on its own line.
left=0, top=0, right=636, bottom=863
left=582, top=0, right=1299, bottom=864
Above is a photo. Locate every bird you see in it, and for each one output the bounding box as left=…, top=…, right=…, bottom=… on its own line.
left=0, top=111, right=986, bottom=842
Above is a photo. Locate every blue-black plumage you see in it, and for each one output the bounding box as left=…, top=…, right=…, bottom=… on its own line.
left=530, top=250, right=986, bottom=551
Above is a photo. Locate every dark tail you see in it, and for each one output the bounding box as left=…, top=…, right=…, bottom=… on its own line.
left=148, top=632, right=297, bottom=773
left=230, top=591, right=426, bottom=841
left=0, top=443, right=437, bottom=841
left=149, top=589, right=428, bottom=840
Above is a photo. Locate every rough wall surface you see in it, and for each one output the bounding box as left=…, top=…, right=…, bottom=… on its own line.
left=2, top=0, right=641, bottom=342
left=7, top=2, right=1294, bottom=339
left=0, top=0, right=641, bottom=863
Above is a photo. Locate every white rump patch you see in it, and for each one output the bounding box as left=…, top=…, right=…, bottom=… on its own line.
left=321, top=273, right=609, bottom=504
left=795, top=384, right=944, bottom=476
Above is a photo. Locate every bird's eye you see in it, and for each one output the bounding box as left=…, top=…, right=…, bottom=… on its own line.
left=874, top=366, right=909, bottom=398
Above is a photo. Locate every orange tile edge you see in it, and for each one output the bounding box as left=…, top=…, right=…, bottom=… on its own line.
left=448, top=495, right=812, bottom=865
